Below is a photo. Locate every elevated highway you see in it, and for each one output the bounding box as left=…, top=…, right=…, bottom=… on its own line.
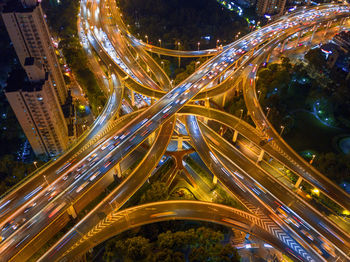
left=1, top=3, right=350, bottom=261
left=40, top=201, right=307, bottom=262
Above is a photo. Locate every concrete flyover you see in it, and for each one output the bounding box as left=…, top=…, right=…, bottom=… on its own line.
left=39, top=200, right=305, bottom=262
left=38, top=117, right=176, bottom=261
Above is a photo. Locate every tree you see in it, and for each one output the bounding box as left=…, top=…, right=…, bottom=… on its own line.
left=218, top=244, right=241, bottom=262
left=140, top=181, right=169, bottom=204
left=304, top=48, right=326, bottom=71
left=149, top=248, right=185, bottom=262
left=115, top=236, right=151, bottom=261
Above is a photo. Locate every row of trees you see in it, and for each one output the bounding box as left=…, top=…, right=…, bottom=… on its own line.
left=42, top=0, right=106, bottom=114
left=256, top=52, right=350, bottom=184
left=102, top=227, right=240, bottom=262
left=118, top=0, right=248, bottom=50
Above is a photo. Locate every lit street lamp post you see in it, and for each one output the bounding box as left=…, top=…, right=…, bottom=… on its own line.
left=280, top=125, right=285, bottom=136
left=33, top=161, right=38, bottom=169
left=177, top=42, right=181, bottom=67
left=145, top=35, right=148, bottom=44
left=197, top=42, right=200, bottom=51
left=310, top=154, right=316, bottom=164
left=266, top=107, right=271, bottom=118
left=257, top=90, right=261, bottom=101
left=43, top=175, right=49, bottom=187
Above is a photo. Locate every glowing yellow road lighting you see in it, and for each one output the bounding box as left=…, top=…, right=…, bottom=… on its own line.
left=312, top=188, right=320, bottom=196
left=343, top=210, right=350, bottom=216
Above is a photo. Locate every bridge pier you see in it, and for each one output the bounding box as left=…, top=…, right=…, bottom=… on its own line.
left=67, top=205, right=78, bottom=219
left=177, top=136, right=183, bottom=150
left=280, top=39, right=288, bottom=53
left=232, top=130, right=238, bottom=143
left=294, top=31, right=302, bottom=48
left=294, top=176, right=303, bottom=188
left=115, top=163, right=122, bottom=178
left=222, top=92, right=227, bottom=107
left=257, top=149, right=264, bottom=163
left=205, top=98, right=210, bottom=108
left=148, top=131, right=156, bottom=144
left=323, top=22, right=330, bottom=37
left=213, top=175, right=218, bottom=185
left=131, top=91, right=135, bottom=107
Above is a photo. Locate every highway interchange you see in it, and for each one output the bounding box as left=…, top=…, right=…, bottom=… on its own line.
left=0, top=0, right=350, bottom=261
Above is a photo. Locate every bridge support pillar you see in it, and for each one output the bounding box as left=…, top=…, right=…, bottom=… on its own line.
left=148, top=131, right=156, bottom=144
left=219, top=126, right=224, bottom=136
left=205, top=98, right=210, bottom=108
left=213, top=175, right=218, bottom=185
left=232, top=130, right=238, bottom=143
left=295, top=31, right=302, bottom=48
left=67, top=205, right=77, bottom=219
left=323, top=22, right=330, bottom=37
left=131, top=91, right=135, bottom=107
left=177, top=136, right=183, bottom=150
left=115, top=163, right=122, bottom=178
left=280, top=39, right=288, bottom=53
left=257, top=149, right=264, bottom=163
left=178, top=57, right=181, bottom=68
left=295, top=176, right=303, bottom=188
left=309, top=25, right=317, bottom=46
left=222, top=92, right=227, bottom=107
left=265, top=52, right=271, bottom=64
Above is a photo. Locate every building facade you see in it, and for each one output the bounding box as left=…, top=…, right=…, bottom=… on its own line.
left=256, top=0, right=287, bottom=17
left=2, top=0, right=69, bottom=157
left=5, top=68, right=68, bottom=157
left=2, top=0, right=67, bottom=104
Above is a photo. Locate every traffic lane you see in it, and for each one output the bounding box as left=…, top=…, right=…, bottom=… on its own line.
left=43, top=201, right=299, bottom=262
left=244, top=49, right=350, bottom=212
left=40, top=117, right=175, bottom=261
left=0, top=110, right=148, bottom=257
left=202, top=124, right=350, bottom=259
left=105, top=3, right=172, bottom=90
left=0, top=85, right=121, bottom=224
left=186, top=116, right=321, bottom=262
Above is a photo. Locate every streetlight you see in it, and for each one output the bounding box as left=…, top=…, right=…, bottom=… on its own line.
left=33, top=161, right=38, bottom=169
left=177, top=42, right=181, bottom=67
left=145, top=35, right=148, bottom=44
left=239, top=109, right=244, bottom=120
left=310, top=154, right=316, bottom=164
left=43, top=175, right=49, bottom=186
left=311, top=188, right=320, bottom=196
left=197, top=42, right=200, bottom=51
left=216, top=39, right=220, bottom=48
left=266, top=107, right=271, bottom=118
left=158, top=39, right=162, bottom=47
left=280, top=125, right=285, bottom=136
left=161, top=61, right=164, bottom=69
left=257, top=90, right=261, bottom=100
left=195, top=61, right=200, bottom=69
left=98, top=106, right=102, bottom=113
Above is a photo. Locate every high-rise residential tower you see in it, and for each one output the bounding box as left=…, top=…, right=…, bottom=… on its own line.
left=5, top=65, right=68, bottom=157
left=256, top=0, right=286, bottom=17
left=2, top=0, right=69, bottom=157
left=2, top=0, right=67, bottom=104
